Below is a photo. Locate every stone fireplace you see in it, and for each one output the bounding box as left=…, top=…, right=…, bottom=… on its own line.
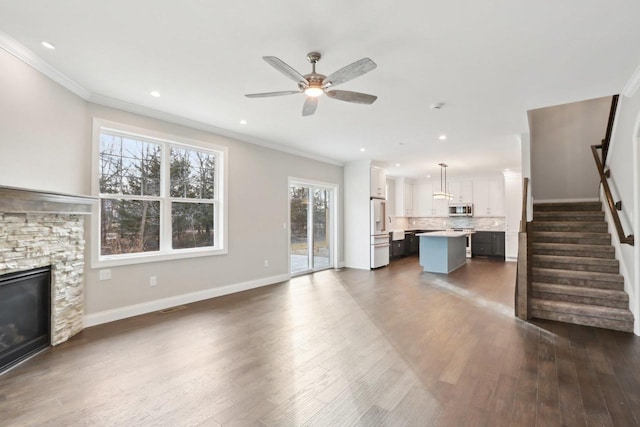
left=0, top=186, right=95, bottom=348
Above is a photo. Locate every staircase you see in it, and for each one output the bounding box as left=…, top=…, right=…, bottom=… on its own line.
left=529, top=201, right=634, bottom=332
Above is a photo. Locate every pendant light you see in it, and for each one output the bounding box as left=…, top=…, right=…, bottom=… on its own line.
left=433, top=163, right=454, bottom=200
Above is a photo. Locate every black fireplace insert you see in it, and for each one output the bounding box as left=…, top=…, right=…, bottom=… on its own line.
left=0, top=266, right=51, bottom=374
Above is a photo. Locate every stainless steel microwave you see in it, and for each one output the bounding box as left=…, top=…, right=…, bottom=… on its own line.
left=449, top=204, right=473, bottom=216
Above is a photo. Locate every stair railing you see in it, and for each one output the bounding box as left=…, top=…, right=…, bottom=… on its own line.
left=515, top=177, right=530, bottom=319
left=601, top=94, right=619, bottom=164
left=591, top=145, right=634, bottom=246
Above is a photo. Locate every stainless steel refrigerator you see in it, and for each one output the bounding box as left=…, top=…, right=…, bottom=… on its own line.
left=370, top=199, right=390, bottom=268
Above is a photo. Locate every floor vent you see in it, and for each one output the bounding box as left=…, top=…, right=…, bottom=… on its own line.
left=158, top=305, right=187, bottom=314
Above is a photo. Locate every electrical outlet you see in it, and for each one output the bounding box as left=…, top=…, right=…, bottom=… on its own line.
left=99, top=269, right=111, bottom=281
left=264, top=259, right=269, bottom=267
left=150, top=276, right=157, bottom=287
left=283, top=222, right=287, bottom=230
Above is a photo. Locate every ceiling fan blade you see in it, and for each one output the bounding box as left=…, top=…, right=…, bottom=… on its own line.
left=263, top=56, right=308, bottom=86
left=322, top=58, right=377, bottom=88
left=326, top=90, right=377, bottom=104
left=302, top=97, right=318, bottom=116
left=245, top=90, right=301, bottom=98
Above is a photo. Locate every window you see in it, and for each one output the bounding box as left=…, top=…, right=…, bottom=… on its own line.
left=92, top=120, right=227, bottom=266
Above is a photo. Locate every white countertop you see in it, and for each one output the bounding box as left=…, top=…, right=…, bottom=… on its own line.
left=416, top=231, right=475, bottom=238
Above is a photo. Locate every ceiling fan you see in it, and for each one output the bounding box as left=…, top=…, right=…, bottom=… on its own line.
left=245, top=52, right=377, bottom=116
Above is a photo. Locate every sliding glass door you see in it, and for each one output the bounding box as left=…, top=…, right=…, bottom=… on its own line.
left=289, top=181, right=334, bottom=275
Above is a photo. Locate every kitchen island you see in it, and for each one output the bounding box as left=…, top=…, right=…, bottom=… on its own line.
left=416, top=231, right=474, bottom=273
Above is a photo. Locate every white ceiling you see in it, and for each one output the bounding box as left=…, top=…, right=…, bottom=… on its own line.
left=1, top=1, right=639, bottom=179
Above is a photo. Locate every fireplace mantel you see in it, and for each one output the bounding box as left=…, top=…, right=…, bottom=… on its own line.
left=0, top=185, right=96, bottom=214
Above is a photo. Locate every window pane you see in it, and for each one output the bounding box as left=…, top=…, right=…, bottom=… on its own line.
left=290, top=186, right=309, bottom=273
left=172, top=202, right=214, bottom=249
left=99, top=133, right=161, bottom=196
left=170, top=147, right=215, bottom=199
left=100, top=199, right=160, bottom=255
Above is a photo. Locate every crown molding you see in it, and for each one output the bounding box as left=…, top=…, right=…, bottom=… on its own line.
left=0, top=30, right=92, bottom=100
left=88, top=93, right=343, bottom=167
left=622, top=63, right=640, bottom=97
left=0, top=30, right=343, bottom=168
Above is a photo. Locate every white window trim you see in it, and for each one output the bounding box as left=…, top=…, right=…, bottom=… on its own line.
left=91, top=118, right=228, bottom=268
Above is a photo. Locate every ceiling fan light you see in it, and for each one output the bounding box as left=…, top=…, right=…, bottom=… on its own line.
left=304, top=87, right=324, bottom=97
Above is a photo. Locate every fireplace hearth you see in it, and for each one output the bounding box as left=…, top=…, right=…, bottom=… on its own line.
left=0, top=266, right=51, bottom=373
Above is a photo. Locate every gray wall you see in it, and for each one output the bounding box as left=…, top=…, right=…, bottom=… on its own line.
left=0, top=48, right=344, bottom=317
left=529, top=96, right=612, bottom=201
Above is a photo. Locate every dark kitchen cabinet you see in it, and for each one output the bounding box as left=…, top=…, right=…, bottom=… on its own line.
left=409, top=233, right=419, bottom=255
left=492, top=233, right=505, bottom=257
left=391, top=239, right=405, bottom=259
left=472, top=231, right=505, bottom=259
left=404, top=232, right=419, bottom=256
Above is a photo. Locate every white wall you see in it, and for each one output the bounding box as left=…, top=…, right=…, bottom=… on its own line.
left=0, top=49, right=89, bottom=194
left=520, top=133, right=533, bottom=222
left=0, top=48, right=344, bottom=320
left=344, top=160, right=371, bottom=269
left=529, top=96, right=611, bottom=201
left=606, top=87, right=640, bottom=333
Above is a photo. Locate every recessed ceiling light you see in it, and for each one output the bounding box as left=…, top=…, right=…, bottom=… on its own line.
left=395, top=163, right=400, bottom=167
left=439, top=135, right=447, bottom=141
left=240, top=119, right=247, bottom=125
left=504, top=168, right=511, bottom=171
left=360, top=148, right=366, bottom=152
left=41, top=41, right=56, bottom=50
left=426, top=174, right=431, bottom=178
left=150, top=91, right=161, bottom=97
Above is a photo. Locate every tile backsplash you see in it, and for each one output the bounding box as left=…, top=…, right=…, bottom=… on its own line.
left=401, top=216, right=505, bottom=231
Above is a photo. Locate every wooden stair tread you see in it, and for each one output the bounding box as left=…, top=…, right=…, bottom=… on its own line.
left=532, top=254, right=619, bottom=267
left=531, top=282, right=628, bottom=301
left=532, top=231, right=611, bottom=238
left=531, top=256, right=619, bottom=274
left=533, top=202, right=603, bottom=212
left=531, top=231, right=611, bottom=245
left=532, top=222, right=608, bottom=232
left=532, top=267, right=623, bottom=283
left=530, top=298, right=633, bottom=321
left=530, top=309, right=634, bottom=333
left=533, top=211, right=605, bottom=221
left=531, top=242, right=615, bottom=258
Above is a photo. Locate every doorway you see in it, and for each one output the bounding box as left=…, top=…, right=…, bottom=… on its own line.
left=289, top=180, right=336, bottom=276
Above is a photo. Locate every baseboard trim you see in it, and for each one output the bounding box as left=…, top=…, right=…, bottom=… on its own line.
left=83, top=273, right=291, bottom=328
left=533, top=198, right=600, bottom=204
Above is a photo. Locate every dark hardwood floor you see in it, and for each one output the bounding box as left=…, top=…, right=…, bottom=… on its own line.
left=1, top=256, right=639, bottom=426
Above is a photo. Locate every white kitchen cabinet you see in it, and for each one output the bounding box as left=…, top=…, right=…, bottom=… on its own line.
left=395, top=178, right=414, bottom=217
left=413, top=180, right=433, bottom=217
left=473, top=178, right=505, bottom=217
left=433, top=197, right=449, bottom=217
left=370, top=166, right=387, bottom=199
left=448, top=181, right=473, bottom=204
left=412, top=181, right=448, bottom=217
